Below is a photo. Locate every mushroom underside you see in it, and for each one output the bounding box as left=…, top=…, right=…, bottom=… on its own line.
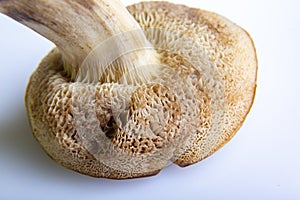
left=25, top=2, right=257, bottom=179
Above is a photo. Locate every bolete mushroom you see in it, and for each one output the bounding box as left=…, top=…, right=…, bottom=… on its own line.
left=0, top=0, right=257, bottom=179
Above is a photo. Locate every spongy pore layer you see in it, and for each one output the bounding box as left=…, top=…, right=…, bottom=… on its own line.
left=26, top=2, right=257, bottom=179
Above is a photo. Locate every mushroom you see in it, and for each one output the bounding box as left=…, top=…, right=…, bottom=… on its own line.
left=0, top=0, right=257, bottom=179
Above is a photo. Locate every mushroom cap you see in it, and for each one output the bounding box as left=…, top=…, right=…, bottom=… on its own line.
left=26, top=2, right=257, bottom=179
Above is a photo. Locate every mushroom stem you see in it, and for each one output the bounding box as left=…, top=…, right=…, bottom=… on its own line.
left=0, top=0, right=162, bottom=84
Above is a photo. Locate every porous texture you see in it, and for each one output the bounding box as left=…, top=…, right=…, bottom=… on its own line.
left=26, top=2, right=257, bottom=179
left=128, top=2, right=257, bottom=166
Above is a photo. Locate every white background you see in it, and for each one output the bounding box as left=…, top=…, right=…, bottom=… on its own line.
left=0, top=0, right=299, bottom=199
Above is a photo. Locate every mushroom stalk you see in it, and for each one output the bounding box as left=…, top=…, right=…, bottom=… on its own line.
left=0, top=0, right=162, bottom=84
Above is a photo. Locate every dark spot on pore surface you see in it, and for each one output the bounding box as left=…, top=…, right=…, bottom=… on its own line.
left=104, top=117, right=118, bottom=139
left=105, top=128, right=117, bottom=139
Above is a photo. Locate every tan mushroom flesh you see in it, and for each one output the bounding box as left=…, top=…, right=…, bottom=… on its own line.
left=0, top=0, right=257, bottom=179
